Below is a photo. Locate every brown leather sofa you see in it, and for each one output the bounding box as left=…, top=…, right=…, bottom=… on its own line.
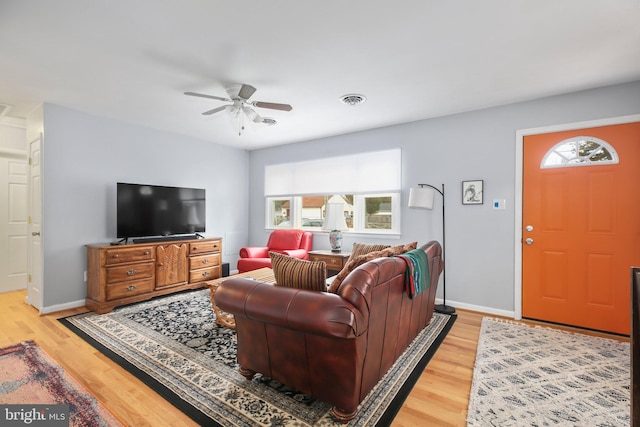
left=214, top=241, right=443, bottom=422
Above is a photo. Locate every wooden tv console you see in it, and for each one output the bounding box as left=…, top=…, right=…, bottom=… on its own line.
left=86, top=237, right=222, bottom=314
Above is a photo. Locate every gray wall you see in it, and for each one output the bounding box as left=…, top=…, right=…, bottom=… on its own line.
left=42, top=104, right=249, bottom=309
left=248, top=80, right=640, bottom=314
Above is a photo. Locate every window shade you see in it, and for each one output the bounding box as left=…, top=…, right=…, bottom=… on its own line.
left=265, top=148, right=401, bottom=196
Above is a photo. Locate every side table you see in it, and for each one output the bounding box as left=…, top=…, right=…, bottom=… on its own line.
left=308, top=250, right=351, bottom=276
left=205, top=267, right=277, bottom=329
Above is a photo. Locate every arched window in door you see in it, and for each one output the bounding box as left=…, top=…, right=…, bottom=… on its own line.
left=541, top=136, right=619, bottom=168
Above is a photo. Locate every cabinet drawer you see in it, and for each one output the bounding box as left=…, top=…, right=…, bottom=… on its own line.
left=106, top=279, right=154, bottom=300
left=310, top=255, right=345, bottom=270
left=189, top=240, right=221, bottom=255
left=189, top=266, right=221, bottom=283
left=105, top=246, right=154, bottom=265
left=106, top=262, right=155, bottom=284
left=189, top=253, right=221, bottom=270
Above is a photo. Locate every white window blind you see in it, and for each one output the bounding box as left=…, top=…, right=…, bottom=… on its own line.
left=264, top=148, right=401, bottom=196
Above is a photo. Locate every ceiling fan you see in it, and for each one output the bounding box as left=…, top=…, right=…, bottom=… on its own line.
left=184, top=83, right=293, bottom=135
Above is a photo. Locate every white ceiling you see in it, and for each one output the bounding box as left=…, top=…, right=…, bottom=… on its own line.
left=1, top=1, right=640, bottom=150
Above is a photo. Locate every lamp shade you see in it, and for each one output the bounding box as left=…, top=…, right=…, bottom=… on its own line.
left=186, top=204, right=200, bottom=225
left=322, top=203, right=348, bottom=231
left=408, top=186, right=435, bottom=209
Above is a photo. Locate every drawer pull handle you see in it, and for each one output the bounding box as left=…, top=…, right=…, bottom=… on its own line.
left=144, top=251, right=150, bottom=255
left=202, top=259, right=209, bottom=264
left=202, top=271, right=210, bottom=277
left=126, top=285, right=137, bottom=291
left=113, top=254, right=119, bottom=258
left=126, top=269, right=136, bottom=276
left=193, top=247, right=198, bottom=251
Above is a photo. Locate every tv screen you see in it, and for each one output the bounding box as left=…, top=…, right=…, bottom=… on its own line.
left=117, top=183, right=205, bottom=239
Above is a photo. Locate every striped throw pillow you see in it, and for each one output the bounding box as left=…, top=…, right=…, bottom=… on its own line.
left=269, top=252, right=327, bottom=292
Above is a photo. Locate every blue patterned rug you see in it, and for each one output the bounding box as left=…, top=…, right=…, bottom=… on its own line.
left=60, top=289, right=455, bottom=426
left=467, top=318, right=630, bottom=426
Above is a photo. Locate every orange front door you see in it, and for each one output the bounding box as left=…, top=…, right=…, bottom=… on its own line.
left=522, top=122, right=640, bottom=335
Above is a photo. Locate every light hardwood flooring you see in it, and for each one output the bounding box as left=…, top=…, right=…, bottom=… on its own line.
left=0, top=290, right=627, bottom=426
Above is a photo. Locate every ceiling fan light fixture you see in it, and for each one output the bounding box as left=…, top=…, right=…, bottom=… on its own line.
left=262, top=118, right=277, bottom=126
left=340, top=94, right=366, bottom=106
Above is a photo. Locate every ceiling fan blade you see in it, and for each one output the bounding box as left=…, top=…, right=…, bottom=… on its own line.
left=202, top=105, right=227, bottom=115
left=184, top=91, right=231, bottom=102
left=238, top=84, right=257, bottom=100
left=253, top=101, right=293, bottom=111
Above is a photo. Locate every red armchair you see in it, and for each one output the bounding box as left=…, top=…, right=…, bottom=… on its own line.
left=237, top=229, right=313, bottom=273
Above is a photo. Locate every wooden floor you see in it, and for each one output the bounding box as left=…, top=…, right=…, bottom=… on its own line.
left=0, top=290, right=628, bottom=426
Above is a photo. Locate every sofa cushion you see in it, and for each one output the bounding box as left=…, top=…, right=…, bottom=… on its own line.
left=328, top=242, right=418, bottom=293
left=270, top=252, right=327, bottom=292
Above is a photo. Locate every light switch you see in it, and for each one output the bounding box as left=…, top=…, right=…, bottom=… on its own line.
left=493, top=199, right=506, bottom=210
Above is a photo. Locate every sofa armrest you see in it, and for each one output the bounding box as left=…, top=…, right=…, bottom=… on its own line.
left=280, top=249, right=308, bottom=259
left=239, top=246, right=269, bottom=258
left=214, top=279, right=366, bottom=338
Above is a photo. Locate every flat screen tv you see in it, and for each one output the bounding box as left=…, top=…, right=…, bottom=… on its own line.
left=117, top=182, right=205, bottom=240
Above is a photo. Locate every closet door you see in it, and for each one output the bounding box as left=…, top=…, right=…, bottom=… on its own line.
left=0, top=152, right=28, bottom=293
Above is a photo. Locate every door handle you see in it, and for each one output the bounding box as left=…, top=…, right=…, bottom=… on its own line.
left=525, top=238, right=534, bottom=245
left=525, top=225, right=534, bottom=232
left=32, top=232, right=40, bottom=236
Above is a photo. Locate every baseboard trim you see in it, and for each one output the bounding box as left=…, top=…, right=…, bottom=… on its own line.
left=436, top=298, right=515, bottom=319
left=39, top=296, right=514, bottom=318
left=40, top=299, right=86, bottom=315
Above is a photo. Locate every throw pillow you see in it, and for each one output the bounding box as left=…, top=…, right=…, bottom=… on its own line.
left=269, top=252, right=327, bottom=292
left=327, top=242, right=418, bottom=293
left=348, top=242, right=391, bottom=263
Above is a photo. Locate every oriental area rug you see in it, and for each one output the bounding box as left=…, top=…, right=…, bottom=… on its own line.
left=467, top=317, right=630, bottom=426
left=60, top=289, right=456, bottom=427
left=0, top=340, right=123, bottom=426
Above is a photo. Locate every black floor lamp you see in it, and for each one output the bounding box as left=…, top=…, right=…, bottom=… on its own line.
left=408, top=183, right=455, bottom=314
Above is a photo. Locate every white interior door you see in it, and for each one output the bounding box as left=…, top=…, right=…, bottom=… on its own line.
left=0, top=152, right=28, bottom=293
left=27, top=134, right=42, bottom=310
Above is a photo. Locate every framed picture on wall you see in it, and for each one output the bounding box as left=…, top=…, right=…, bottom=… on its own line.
left=462, top=180, right=483, bottom=205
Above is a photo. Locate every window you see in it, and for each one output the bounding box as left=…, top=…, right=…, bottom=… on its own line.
left=267, top=193, right=400, bottom=234
left=364, top=195, right=393, bottom=230
left=266, top=197, right=292, bottom=228
left=264, top=149, right=402, bottom=235
left=541, top=136, right=619, bottom=168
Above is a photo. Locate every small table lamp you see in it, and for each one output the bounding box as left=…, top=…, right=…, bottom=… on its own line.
left=323, top=203, right=348, bottom=252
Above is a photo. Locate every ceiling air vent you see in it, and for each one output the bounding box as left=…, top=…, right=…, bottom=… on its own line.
left=339, top=94, right=366, bottom=106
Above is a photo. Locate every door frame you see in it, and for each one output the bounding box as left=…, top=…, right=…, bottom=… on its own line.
left=514, top=113, right=640, bottom=320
